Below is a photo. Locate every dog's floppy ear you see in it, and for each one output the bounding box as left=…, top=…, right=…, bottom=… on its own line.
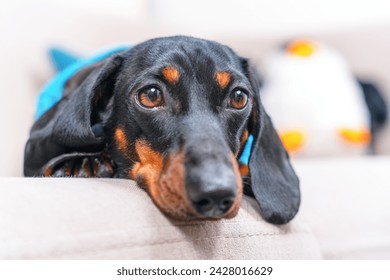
left=24, top=54, right=124, bottom=176
left=52, top=54, right=124, bottom=145
left=242, top=58, right=300, bottom=224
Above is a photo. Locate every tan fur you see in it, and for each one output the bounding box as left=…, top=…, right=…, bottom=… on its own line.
left=225, top=153, right=243, bottom=218
left=215, top=71, right=231, bottom=89
left=130, top=140, right=243, bottom=219
left=115, top=128, right=129, bottom=155
left=162, top=66, right=180, bottom=85
left=130, top=141, right=195, bottom=218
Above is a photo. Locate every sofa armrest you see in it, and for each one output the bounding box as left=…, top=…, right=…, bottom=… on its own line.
left=0, top=178, right=321, bottom=259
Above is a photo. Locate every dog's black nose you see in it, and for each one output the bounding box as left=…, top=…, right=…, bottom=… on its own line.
left=191, top=188, right=236, bottom=217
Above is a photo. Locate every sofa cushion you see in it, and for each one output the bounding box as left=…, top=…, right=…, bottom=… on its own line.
left=0, top=178, right=321, bottom=259
left=295, top=156, right=390, bottom=259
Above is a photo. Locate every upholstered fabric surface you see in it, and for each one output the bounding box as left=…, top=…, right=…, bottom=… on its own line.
left=1, top=158, right=390, bottom=259
left=0, top=178, right=321, bottom=259
left=294, top=156, right=390, bottom=259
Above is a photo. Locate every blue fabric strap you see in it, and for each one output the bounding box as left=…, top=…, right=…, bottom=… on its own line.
left=238, top=134, right=254, bottom=165
left=35, top=45, right=130, bottom=119
left=49, top=48, right=80, bottom=72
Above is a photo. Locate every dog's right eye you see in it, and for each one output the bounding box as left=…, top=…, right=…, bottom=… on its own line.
left=137, top=87, right=164, bottom=109
left=229, top=88, right=248, bottom=110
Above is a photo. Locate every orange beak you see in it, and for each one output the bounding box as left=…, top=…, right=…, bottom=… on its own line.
left=279, top=130, right=305, bottom=154
left=287, top=39, right=316, bottom=57
left=338, top=128, right=371, bottom=145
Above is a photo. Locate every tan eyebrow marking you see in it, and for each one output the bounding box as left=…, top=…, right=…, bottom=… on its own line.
left=115, top=127, right=128, bottom=154
left=162, top=66, right=180, bottom=85
left=215, top=71, right=231, bottom=89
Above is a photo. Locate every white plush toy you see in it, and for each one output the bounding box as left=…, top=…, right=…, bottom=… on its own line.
left=261, top=39, right=387, bottom=157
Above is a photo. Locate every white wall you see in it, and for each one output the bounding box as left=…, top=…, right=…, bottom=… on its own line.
left=152, top=0, right=390, bottom=36
left=2, top=0, right=390, bottom=37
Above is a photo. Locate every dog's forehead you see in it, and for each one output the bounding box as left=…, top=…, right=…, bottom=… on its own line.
left=132, top=36, right=242, bottom=77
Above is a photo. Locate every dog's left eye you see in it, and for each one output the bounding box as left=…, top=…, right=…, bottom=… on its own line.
left=137, top=87, right=164, bottom=109
left=229, top=89, right=248, bottom=110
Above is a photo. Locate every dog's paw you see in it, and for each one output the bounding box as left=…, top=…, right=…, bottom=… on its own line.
left=40, top=153, right=115, bottom=178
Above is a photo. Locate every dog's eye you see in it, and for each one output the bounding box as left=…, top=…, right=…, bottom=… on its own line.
left=229, top=89, right=248, bottom=110
left=137, top=87, right=164, bottom=108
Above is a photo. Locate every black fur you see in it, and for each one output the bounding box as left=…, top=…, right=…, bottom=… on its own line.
left=24, top=36, right=300, bottom=224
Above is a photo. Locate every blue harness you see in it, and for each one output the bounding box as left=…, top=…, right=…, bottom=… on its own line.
left=36, top=46, right=254, bottom=165
left=36, top=46, right=130, bottom=119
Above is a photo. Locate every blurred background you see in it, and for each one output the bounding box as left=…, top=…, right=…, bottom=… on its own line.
left=1, top=0, right=390, bottom=176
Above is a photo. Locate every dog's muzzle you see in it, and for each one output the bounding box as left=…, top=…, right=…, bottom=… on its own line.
left=181, top=114, right=241, bottom=218
left=186, top=160, right=237, bottom=218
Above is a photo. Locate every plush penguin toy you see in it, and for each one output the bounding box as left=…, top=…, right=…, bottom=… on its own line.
left=261, top=39, right=387, bottom=157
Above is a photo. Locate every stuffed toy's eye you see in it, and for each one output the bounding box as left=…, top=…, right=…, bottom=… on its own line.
left=137, top=87, right=164, bottom=108
left=229, top=89, right=248, bottom=109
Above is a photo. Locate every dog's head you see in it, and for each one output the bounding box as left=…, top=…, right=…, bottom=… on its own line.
left=33, top=36, right=300, bottom=224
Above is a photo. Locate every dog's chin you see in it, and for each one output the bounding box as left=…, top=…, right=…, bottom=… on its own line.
left=154, top=199, right=242, bottom=221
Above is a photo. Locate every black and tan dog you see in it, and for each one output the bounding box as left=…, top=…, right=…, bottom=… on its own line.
left=24, top=36, right=300, bottom=224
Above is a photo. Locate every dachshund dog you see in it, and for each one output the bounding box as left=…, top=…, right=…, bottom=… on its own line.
left=24, top=36, right=300, bottom=224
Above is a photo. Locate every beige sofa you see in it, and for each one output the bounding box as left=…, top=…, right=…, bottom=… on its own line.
left=1, top=158, right=390, bottom=259
left=1, top=3, right=389, bottom=259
